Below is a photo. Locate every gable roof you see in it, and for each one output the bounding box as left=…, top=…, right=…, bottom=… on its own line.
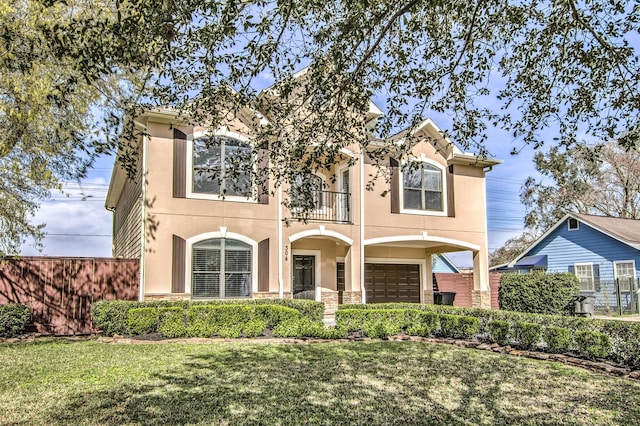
left=508, top=213, right=640, bottom=267
left=435, top=254, right=461, bottom=273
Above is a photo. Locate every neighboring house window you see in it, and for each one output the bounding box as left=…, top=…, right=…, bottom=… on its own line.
left=614, top=261, right=636, bottom=292
left=191, top=238, right=252, bottom=298
left=402, top=162, right=444, bottom=212
left=192, top=136, right=252, bottom=197
left=568, top=218, right=579, bottom=230
left=574, top=263, right=594, bottom=291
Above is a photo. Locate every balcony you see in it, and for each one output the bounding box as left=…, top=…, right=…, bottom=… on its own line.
left=290, top=190, right=352, bottom=224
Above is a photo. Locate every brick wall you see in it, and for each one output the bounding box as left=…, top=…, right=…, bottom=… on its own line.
left=434, top=272, right=501, bottom=309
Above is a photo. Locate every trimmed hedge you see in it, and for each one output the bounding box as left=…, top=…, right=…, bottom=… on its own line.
left=575, top=331, right=611, bottom=360
left=92, top=299, right=323, bottom=336
left=128, top=308, right=158, bottom=336
left=513, top=322, right=542, bottom=350
left=0, top=304, right=30, bottom=338
left=543, top=326, right=571, bottom=353
left=272, top=318, right=347, bottom=339
left=486, top=320, right=510, bottom=345
left=337, top=303, right=640, bottom=368
left=498, top=272, right=579, bottom=315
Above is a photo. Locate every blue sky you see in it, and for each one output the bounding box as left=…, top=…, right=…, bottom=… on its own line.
left=18, top=113, right=540, bottom=267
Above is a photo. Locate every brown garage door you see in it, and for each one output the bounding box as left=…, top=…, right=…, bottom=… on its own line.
left=365, top=263, right=421, bottom=303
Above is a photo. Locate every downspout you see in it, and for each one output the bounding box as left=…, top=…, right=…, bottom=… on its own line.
left=135, top=118, right=148, bottom=302
left=278, top=185, right=284, bottom=298
left=360, top=151, right=366, bottom=304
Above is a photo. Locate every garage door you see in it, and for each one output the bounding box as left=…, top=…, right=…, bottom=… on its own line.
left=365, top=263, right=421, bottom=303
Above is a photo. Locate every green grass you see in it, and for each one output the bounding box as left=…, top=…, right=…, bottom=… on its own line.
left=1, top=340, right=640, bottom=425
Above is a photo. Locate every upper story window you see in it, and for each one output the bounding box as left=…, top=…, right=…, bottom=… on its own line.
left=192, top=136, right=252, bottom=197
left=290, top=173, right=326, bottom=210
left=402, top=162, right=444, bottom=213
left=568, top=218, right=579, bottom=230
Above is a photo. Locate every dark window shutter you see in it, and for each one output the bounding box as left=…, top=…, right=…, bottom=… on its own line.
left=593, top=264, right=601, bottom=292
left=568, top=265, right=575, bottom=274
left=446, top=165, right=455, bottom=217
left=173, top=128, right=187, bottom=198
left=257, top=148, right=269, bottom=204
left=172, top=235, right=186, bottom=293
left=258, top=238, right=270, bottom=292
left=390, top=158, right=400, bottom=213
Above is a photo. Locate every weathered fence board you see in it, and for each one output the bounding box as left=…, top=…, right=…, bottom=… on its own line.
left=0, top=257, right=139, bottom=335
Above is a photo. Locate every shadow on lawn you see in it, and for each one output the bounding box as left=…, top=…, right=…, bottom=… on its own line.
left=51, top=342, right=640, bottom=425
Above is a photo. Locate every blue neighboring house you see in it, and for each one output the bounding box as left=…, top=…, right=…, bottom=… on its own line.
left=493, top=213, right=640, bottom=312
left=433, top=254, right=460, bottom=273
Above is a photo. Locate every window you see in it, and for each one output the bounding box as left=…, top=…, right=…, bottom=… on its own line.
left=192, top=136, right=252, bottom=197
left=191, top=238, right=252, bottom=298
left=614, top=261, right=636, bottom=292
left=568, top=218, right=579, bottom=231
left=574, top=263, right=594, bottom=291
left=290, top=173, right=325, bottom=210
left=402, top=162, right=443, bottom=212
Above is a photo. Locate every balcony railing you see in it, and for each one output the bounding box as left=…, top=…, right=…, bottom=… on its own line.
left=290, top=190, right=351, bottom=223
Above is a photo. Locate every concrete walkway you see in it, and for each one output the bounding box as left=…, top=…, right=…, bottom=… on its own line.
left=595, top=314, right=640, bottom=322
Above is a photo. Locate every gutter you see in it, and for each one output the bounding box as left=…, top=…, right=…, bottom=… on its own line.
left=360, top=151, right=366, bottom=304
left=136, top=118, right=148, bottom=302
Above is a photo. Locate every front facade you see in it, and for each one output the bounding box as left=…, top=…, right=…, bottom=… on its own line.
left=106, top=96, right=499, bottom=310
left=501, top=213, right=640, bottom=311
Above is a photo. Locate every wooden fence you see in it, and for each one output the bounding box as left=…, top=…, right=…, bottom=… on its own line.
left=0, top=257, right=139, bottom=335
left=434, top=272, right=501, bottom=309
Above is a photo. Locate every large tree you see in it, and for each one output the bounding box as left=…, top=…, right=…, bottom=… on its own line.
left=3, top=0, right=640, bottom=253
left=522, top=140, right=640, bottom=234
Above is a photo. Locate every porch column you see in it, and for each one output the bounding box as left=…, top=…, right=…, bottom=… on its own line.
left=423, top=253, right=434, bottom=304
left=344, top=245, right=363, bottom=304
left=472, top=250, right=491, bottom=309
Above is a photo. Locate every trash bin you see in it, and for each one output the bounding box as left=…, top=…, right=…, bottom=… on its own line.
left=433, top=292, right=443, bottom=305
left=434, top=291, right=456, bottom=305
left=573, top=295, right=596, bottom=317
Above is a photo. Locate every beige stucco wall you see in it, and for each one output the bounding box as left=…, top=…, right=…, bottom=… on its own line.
left=109, top=112, right=493, bottom=303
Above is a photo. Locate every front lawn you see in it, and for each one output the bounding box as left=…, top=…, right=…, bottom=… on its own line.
left=1, top=340, right=639, bottom=425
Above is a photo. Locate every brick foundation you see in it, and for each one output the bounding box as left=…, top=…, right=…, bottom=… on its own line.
left=472, top=290, right=492, bottom=310
left=341, top=291, right=363, bottom=304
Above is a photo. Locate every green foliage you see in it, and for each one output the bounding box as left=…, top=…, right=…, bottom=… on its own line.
left=513, top=322, right=542, bottom=350
left=187, top=305, right=251, bottom=338
left=499, top=272, right=580, bottom=315
left=575, top=331, right=611, bottom=360
left=335, top=309, right=414, bottom=338
left=543, top=326, right=572, bottom=354
left=243, top=320, right=268, bottom=338
left=91, top=300, right=138, bottom=336
left=406, top=311, right=439, bottom=337
left=127, top=308, right=158, bottom=336
left=486, top=320, right=510, bottom=345
left=91, top=299, right=315, bottom=336
left=438, top=314, right=480, bottom=339
left=0, top=304, right=30, bottom=338
left=157, top=307, right=187, bottom=338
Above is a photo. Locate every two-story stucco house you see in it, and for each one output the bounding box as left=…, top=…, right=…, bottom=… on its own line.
left=105, top=85, right=500, bottom=311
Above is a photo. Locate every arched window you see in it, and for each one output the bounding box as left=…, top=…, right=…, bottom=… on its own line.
left=290, top=173, right=325, bottom=210
left=191, top=238, right=252, bottom=298
left=403, top=162, right=443, bottom=211
left=192, top=136, right=252, bottom=197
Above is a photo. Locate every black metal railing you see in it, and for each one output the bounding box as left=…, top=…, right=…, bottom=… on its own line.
left=290, top=190, right=351, bottom=223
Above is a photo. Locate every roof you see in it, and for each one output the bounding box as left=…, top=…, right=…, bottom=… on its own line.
left=508, top=213, right=640, bottom=267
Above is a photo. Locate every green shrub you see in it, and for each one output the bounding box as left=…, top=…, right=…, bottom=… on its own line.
left=253, top=305, right=301, bottom=326
left=335, top=309, right=369, bottom=331
left=499, top=272, right=579, bottom=315
left=243, top=319, right=267, bottom=338
left=157, top=307, right=187, bottom=338
left=0, top=304, right=30, bottom=338
left=486, top=320, right=510, bottom=345
left=513, top=322, right=542, bottom=350
left=127, top=308, right=158, bottom=336
left=457, top=316, right=480, bottom=339
left=438, top=314, right=459, bottom=338
left=543, top=326, right=572, bottom=353
left=91, top=300, right=137, bottom=336
left=272, top=319, right=301, bottom=337
left=575, top=330, right=611, bottom=359
left=187, top=305, right=253, bottom=337
left=407, top=311, right=439, bottom=337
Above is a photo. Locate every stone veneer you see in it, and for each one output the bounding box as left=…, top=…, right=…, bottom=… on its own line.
left=472, top=290, right=492, bottom=310
left=252, top=292, right=293, bottom=299
left=321, top=291, right=339, bottom=315
left=341, top=291, right=363, bottom=305
left=144, top=293, right=190, bottom=301
left=423, top=290, right=434, bottom=305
